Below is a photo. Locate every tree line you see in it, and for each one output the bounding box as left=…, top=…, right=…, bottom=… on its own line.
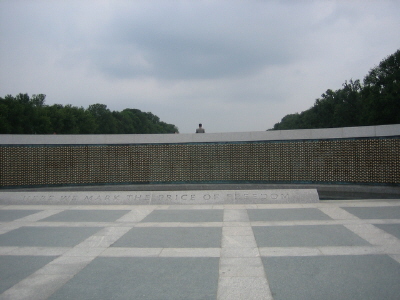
left=0, top=95, right=178, bottom=134
left=272, top=49, right=400, bottom=130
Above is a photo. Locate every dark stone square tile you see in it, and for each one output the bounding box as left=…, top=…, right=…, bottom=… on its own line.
left=253, top=225, right=370, bottom=247
left=48, top=257, right=219, bottom=300
left=112, top=227, right=222, bottom=248
left=0, top=210, right=41, bottom=222
left=247, top=208, right=332, bottom=221
left=342, top=206, right=400, bottom=219
left=262, top=255, right=400, bottom=300
left=0, top=255, right=56, bottom=294
left=141, top=209, right=223, bottom=222
left=39, top=210, right=130, bottom=222
left=0, top=227, right=100, bottom=247
left=374, top=223, right=400, bottom=239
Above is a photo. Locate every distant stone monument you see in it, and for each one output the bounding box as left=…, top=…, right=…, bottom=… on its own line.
left=196, top=123, right=205, bottom=133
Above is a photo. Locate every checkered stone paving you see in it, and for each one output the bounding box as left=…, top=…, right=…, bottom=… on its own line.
left=0, top=200, right=400, bottom=299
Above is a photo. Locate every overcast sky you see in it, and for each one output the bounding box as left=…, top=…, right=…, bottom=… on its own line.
left=1, top=1, right=399, bottom=133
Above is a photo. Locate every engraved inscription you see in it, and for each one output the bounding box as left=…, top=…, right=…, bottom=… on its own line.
left=21, top=192, right=292, bottom=203
left=13, top=189, right=318, bottom=205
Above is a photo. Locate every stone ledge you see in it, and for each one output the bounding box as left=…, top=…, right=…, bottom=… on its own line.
left=0, top=189, right=319, bottom=205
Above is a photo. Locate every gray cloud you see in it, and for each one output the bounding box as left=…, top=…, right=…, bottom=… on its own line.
left=1, top=0, right=399, bottom=133
left=62, top=1, right=305, bottom=80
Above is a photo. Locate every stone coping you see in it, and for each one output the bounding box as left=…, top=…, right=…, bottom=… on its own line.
left=0, top=124, right=399, bottom=145
left=4, top=184, right=400, bottom=200
left=0, top=189, right=320, bottom=205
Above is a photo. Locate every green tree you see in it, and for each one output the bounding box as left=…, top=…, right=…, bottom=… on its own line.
left=361, top=49, right=400, bottom=125
left=87, top=103, right=118, bottom=134
left=271, top=49, right=400, bottom=130
left=332, top=80, right=362, bottom=127
left=31, top=94, right=46, bottom=107
left=1, top=94, right=179, bottom=134
left=74, top=107, right=97, bottom=134
left=0, top=97, right=12, bottom=133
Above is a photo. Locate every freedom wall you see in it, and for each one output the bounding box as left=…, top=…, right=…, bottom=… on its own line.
left=0, top=125, right=399, bottom=188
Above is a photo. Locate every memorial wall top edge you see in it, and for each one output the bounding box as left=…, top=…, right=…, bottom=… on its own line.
left=0, top=124, right=399, bottom=145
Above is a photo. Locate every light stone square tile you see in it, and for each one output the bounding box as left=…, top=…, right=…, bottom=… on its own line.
left=26, top=221, right=109, bottom=228
left=63, top=247, right=105, bottom=257
left=221, top=235, right=258, bottom=248
left=212, top=205, right=225, bottom=209
left=220, top=256, right=261, bottom=264
left=223, top=222, right=252, bottom=227
left=223, top=215, right=250, bottom=222
left=142, top=205, right=169, bottom=209
left=222, top=257, right=258, bottom=265
left=366, top=238, right=400, bottom=246
left=99, top=247, right=162, bottom=257
left=133, top=222, right=178, bottom=227
left=318, top=207, right=360, bottom=220
left=75, top=235, right=122, bottom=248
left=92, top=226, right=133, bottom=236
left=259, top=247, right=322, bottom=257
left=318, top=246, right=384, bottom=256
left=223, top=226, right=253, bottom=236
left=253, top=204, right=275, bottom=209
left=34, top=262, right=89, bottom=275
left=243, top=205, right=261, bottom=209
left=159, top=248, right=220, bottom=257
left=217, top=277, right=272, bottom=300
left=223, top=210, right=249, bottom=222
left=300, top=203, right=323, bottom=208
left=251, top=220, right=338, bottom=226
left=219, top=257, right=266, bottom=277
left=134, top=222, right=223, bottom=227
left=372, top=219, right=400, bottom=224
left=178, top=222, right=223, bottom=227
left=50, top=255, right=95, bottom=265
left=220, top=247, right=260, bottom=258
left=15, top=210, right=65, bottom=222
left=219, top=263, right=265, bottom=277
left=115, top=208, right=154, bottom=222
left=223, top=205, right=248, bottom=209
left=380, top=245, right=400, bottom=254
left=0, top=246, right=18, bottom=255
left=11, top=247, right=69, bottom=256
